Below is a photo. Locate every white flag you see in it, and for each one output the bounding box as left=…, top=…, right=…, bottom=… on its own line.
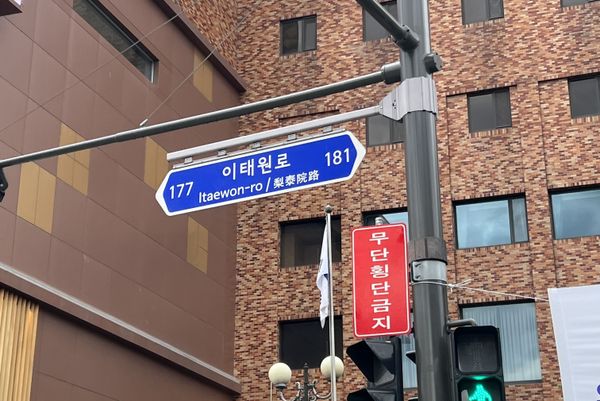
left=316, top=227, right=329, bottom=328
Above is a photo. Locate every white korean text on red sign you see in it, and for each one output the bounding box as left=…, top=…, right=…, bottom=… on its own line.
left=352, top=223, right=410, bottom=337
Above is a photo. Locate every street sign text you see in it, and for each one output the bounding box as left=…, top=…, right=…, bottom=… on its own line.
left=156, top=130, right=365, bottom=215
left=352, top=223, right=410, bottom=337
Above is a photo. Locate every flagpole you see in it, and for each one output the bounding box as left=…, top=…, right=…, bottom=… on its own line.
left=325, top=204, right=337, bottom=401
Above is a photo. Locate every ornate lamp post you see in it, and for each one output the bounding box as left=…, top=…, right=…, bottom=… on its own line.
left=268, top=356, right=344, bottom=401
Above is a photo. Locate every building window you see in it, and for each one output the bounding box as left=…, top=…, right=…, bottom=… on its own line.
left=462, top=0, right=503, bottom=24
left=467, top=88, right=512, bottom=133
left=561, top=0, right=588, bottom=6
left=455, top=196, right=528, bottom=249
left=280, top=15, right=317, bottom=55
left=399, top=333, right=417, bottom=389
left=568, top=75, right=600, bottom=118
left=551, top=188, right=600, bottom=240
left=363, top=208, right=408, bottom=227
left=280, top=217, right=341, bottom=267
left=74, top=0, right=156, bottom=82
left=279, top=317, right=343, bottom=369
left=363, top=0, right=397, bottom=41
left=461, top=302, right=542, bottom=382
left=0, top=0, right=23, bottom=17
left=366, top=115, right=405, bottom=146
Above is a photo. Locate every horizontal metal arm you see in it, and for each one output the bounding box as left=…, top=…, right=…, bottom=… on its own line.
left=0, top=62, right=401, bottom=170
left=168, top=106, right=380, bottom=162
left=356, top=0, right=419, bottom=50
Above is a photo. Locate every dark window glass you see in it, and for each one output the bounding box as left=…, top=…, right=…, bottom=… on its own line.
left=363, top=1, right=398, bottom=41
left=462, top=0, right=504, bottom=24
left=280, top=16, right=317, bottom=55
left=366, top=115, right=405, bottom=146
left=279, top=317, right=343, bottom=369
left=551, top=188, right=600, bottom=240
left=303, top=18, right=317, bottom=51
left=455, top=196, right=528, bottom=249
left=488, top=0, right=504, bottom=18
left=561, top=0, right=588, bottom=6
left=280, top=217, right=341, bottom=267
left=494, top=88, right=512, bottom=127
left=461, top=303, right=542, bottom=382
left=0, top=0, right=22, bottom=17
left=467, top=88, right=512, bottom=132
left=281, top=20, right=299, bottom=55
left=568, top=76, right=600, bottom=118
left=511, top=197, right=528, bottom=243
left=74, top=0, right=156, bottom=82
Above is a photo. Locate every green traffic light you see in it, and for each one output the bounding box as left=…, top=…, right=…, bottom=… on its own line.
left=468, top=384, right=493, bottom=401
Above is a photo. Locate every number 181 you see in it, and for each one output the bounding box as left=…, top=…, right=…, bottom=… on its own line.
left=325, top=148, right=350, bottom=166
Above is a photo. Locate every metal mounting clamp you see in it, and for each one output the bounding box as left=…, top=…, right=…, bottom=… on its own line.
left=379, top=76, right=438, bottom=122
left=411, top=260, right=447, bottom=283
left=0, top=168, right=8, bottom=203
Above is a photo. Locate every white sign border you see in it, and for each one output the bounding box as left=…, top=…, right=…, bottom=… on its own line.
left=156, top=130, right=366, bottom=216
left=351, top=223, right=411, bottom=338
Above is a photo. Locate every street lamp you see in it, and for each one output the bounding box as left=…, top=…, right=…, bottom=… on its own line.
left=268, top=356, right=344, bottom=401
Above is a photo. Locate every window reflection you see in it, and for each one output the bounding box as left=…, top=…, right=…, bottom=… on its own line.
left=455, top=196, right=528, bottom=249
left=552, top=189, right=600, bottom=239
left=363, top=209, right=409, bottom=238
left=456, top=200, right=511, bottom=248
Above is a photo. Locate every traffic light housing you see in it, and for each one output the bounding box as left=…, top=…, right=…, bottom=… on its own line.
left=346, top=337, right=403, bottom=401
left=451, top=326, right=506, bottom=401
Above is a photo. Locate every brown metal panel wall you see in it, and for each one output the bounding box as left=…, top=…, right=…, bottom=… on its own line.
left=0, top=0, right=243, bottom=398
left=30, top=309, right=235, bottom=401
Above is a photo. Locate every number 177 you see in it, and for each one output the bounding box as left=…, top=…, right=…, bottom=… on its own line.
left=169, top=182, right=193, bottom=199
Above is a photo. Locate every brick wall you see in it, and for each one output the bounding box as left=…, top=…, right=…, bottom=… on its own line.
left=232, top=1, right=600, bottom=401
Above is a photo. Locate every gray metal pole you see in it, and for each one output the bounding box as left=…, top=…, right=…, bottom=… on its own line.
left=396, top=0, right=451, bottom=401
left=0, top=63, right=401, bottom=170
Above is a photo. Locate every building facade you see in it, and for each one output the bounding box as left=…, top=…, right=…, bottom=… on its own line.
left=1, top=0, right=599, bottom=400
left=232, top=1, right=600, bottom=401
left=0, top=0, right=244, bottom=400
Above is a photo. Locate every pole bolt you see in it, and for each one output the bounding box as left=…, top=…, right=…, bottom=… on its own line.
left=424, top=52, right=443, bottom=74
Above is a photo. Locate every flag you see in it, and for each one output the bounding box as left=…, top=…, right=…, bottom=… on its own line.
left=316, top=226, right=329, bottom=328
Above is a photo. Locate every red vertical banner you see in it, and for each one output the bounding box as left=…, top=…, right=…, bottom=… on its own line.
left=352, top=223, right=410, bottom=338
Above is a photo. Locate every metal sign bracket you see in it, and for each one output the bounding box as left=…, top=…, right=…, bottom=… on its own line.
left=379, top=76, right=438, bottom=122
left=411, top=260, right=447, bottom=283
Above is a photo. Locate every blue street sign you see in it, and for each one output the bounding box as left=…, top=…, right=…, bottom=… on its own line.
left=156, top=130, right=366, bottom=216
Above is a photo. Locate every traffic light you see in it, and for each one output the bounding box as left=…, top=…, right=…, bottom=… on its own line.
left=346, top=337, right=403, bottom=401
left=451, top=326, right=505, bottom=401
